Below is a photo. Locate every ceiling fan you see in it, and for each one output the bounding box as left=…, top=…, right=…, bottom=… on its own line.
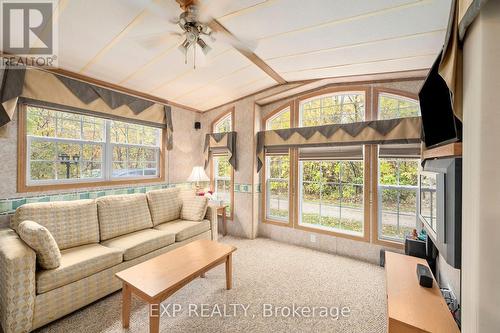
left=131, top=0, right=256, bottom=69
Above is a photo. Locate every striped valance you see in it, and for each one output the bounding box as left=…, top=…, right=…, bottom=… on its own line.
left=204, top=132, right=237, bottom=170
left=256, top=117, right=422, bottom=172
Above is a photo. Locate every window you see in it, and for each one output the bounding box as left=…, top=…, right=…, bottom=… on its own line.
left=299, top=91, right=365, bottom=127
left=213, top=113, right=232, bottom=133
left=212, top=155, right=233, bottom=217
left=378, top=93, right=420, bottom=120
left=24, top=105, right=162, bottom=187
left=266, top=106, right=291, bottom=130
left=265, top=154, right=290, bottom=222
left=378, top=157, right=419, bottom=241
left=211, top=109, right=234, bottom=218
left=298, top=147, right=364, bottom=236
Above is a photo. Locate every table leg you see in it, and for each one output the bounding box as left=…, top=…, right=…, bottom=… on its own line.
left=222, top=211, right=227, bottom=236
left=149, top=302, right=160, bottom=333
left=226, top=253, right=232, bottom=290
left=200, top=272, right=206, bottom=278
left=122, top=283, right=131, bottom=328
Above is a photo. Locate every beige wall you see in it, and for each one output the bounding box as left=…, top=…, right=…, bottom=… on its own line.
left=462, top=1, right=500, bottom=331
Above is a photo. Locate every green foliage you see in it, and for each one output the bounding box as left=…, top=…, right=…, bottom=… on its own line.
left=268, top=109, right=291, bottom=130
left=379, top=95, right=420, bottom=120
left=301, top=93, right=365, bottom=126
left=301, top=213, right=363, bottom=233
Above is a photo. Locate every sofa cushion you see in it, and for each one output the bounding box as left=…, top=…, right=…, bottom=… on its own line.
left=18, top=220, right=61, bottom=269
left=154, top=219, right=211, bottom=242
left=101, top=229, right=175, bottom=261
left=180, top=195, right=208, bottom=222
left=97, top=194, right=153, bottom=241
left=36, top=244, right=123, bottom=294
left=12, top=199, right=99, bottom=250
left=146, top=188, right=181, bottom=226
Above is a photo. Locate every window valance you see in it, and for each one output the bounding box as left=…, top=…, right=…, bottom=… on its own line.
left=0, top=67, right=173, bottom=141
left=256, top=117, right=422, bottom=172
left=204, top=132, right=237, bottom=170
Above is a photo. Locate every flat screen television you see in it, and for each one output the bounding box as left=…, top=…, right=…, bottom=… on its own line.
left=419, top=157, right=462, bottom=269
left=419, top=52, right=462, bottom=148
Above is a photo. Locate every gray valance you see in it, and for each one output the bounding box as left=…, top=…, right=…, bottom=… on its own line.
left=165, top=105, right=173, bottom=151
left=0, top=66, right=26, bottom=127
left=56, top=75, right=154, bottom=114
left=256, top=117, right=422, bottom=172
left=204, top=132, right=237, bottom=170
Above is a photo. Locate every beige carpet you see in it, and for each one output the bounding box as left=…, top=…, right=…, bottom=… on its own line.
left=35, top=237, right=387, bottom=333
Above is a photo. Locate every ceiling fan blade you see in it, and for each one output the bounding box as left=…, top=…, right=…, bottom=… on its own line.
left=209, top=20, right=258, bottom=52
left=196, top=0, right=234, bottom=22
left=130, top=31, right=184, bottom=49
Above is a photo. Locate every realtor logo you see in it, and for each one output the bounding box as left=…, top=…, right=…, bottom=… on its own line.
left=1, top=0, right=58, bottom=67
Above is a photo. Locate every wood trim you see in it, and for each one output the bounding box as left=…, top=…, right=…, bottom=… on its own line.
left=208, top=19, right=287, bottom=84
left=372, top=87, right=419, bottom=120
left=17, top=104, right=166, bottom=193
left=370, top=144, right=407, bottom=250
left=422, top=142, right=462, bottom=160
left=260, top=148, right=294, bottom=228
left=261, top=101, right=293, bottom=129
left=256, top=72, right=427, bottom=107
left=211, top=107, right=235, bottom=132
left=210, top=153, right=234, bottom=221
left=295, top=85, right=371, bottom=105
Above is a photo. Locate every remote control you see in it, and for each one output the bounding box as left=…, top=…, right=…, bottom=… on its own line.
left=416, top=263, right=433, bottom=288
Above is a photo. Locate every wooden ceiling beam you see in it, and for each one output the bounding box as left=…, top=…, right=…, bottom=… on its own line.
left=208, top=19, right=287, bottom=85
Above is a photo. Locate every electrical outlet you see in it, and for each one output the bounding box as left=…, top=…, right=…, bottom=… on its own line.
left=310, top=234, right=316, bottom=243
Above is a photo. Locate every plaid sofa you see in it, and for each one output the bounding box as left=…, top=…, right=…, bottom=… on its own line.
left=0, top=188, right=218, bottom=333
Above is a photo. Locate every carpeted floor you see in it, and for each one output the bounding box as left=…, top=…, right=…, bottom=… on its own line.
left=35, top=236, right=387, bottom=333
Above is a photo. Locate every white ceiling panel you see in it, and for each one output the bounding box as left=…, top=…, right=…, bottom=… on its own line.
left=152, top=48, right=253, bottom=99
left=196, top=76, right=276, bottom=111
left=175, top=65, right=272, bottom=105
left=219, top=0, right=416, bottom=40
left=251, top=0, right=451, bottom=60
left=268, top=30, right=445, bottom=73
left=281, top=54, right=437, bottom=81
left=58, top=0, right=150, bottom=71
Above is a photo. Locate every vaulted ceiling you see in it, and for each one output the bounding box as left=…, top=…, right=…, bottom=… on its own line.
left=16, top=0, right=453, bottom=111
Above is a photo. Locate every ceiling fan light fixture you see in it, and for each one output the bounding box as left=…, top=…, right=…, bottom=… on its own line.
left=197, top=38, right=211, bottom=55
left=178, top=39, right=190, bottom=54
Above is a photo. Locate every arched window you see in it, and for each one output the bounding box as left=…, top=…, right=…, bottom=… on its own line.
left=299, top=91, right=366, bottom=127
left=266, top=106, right=291, bottom=130
left=378, top=93, right=420, bottom=120
left=213, top=113, right=232, bottom=133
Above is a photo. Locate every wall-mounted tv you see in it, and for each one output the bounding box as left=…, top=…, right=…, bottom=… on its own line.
left=419, top=52, right=462, bottom=148
left=419, top=157, right=462, bottom=269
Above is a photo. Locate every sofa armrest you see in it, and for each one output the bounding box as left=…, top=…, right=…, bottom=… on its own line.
left=205, top=205, right=218, bottom=241
left=0, top=228, right=36, bottom=333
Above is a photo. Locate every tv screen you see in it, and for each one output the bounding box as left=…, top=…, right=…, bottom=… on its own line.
left=418, top=53, right=462, bottom=148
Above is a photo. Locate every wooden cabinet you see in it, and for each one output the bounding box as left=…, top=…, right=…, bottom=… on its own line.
left=385, top=252, right=459, bottom=332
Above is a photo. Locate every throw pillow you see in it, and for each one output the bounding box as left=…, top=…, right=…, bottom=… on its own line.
left=18, top=220, right=61, bottom=269
left=181, top=195, right=208, bottom=222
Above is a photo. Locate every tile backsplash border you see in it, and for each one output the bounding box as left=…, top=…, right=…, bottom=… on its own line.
left=0, top=182, right=256, bottom=215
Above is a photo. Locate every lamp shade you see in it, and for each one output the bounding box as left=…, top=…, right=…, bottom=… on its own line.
left=187, top=166, right=209, bottom=182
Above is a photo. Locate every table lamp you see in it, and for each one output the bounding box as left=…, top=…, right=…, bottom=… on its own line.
left=187, top=166, right=209, bottom=194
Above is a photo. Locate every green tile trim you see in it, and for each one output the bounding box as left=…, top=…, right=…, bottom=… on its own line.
left=0, top=183, right=175, bottom=215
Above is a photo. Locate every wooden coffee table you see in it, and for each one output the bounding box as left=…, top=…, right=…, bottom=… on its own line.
left=115, top=239, right=236, bottom=333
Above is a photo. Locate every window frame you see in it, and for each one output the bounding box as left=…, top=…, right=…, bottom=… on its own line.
left=371, top=88, right=420, bottom=249
left=261, top=102, right=295, bottom=227
left=18, top=103, right=165, bottom=192
left=210, top=108, right=235, bottom=219
left=297, top=86, right=370, bottom=127
left=261, top=92, right=372, bottom=242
